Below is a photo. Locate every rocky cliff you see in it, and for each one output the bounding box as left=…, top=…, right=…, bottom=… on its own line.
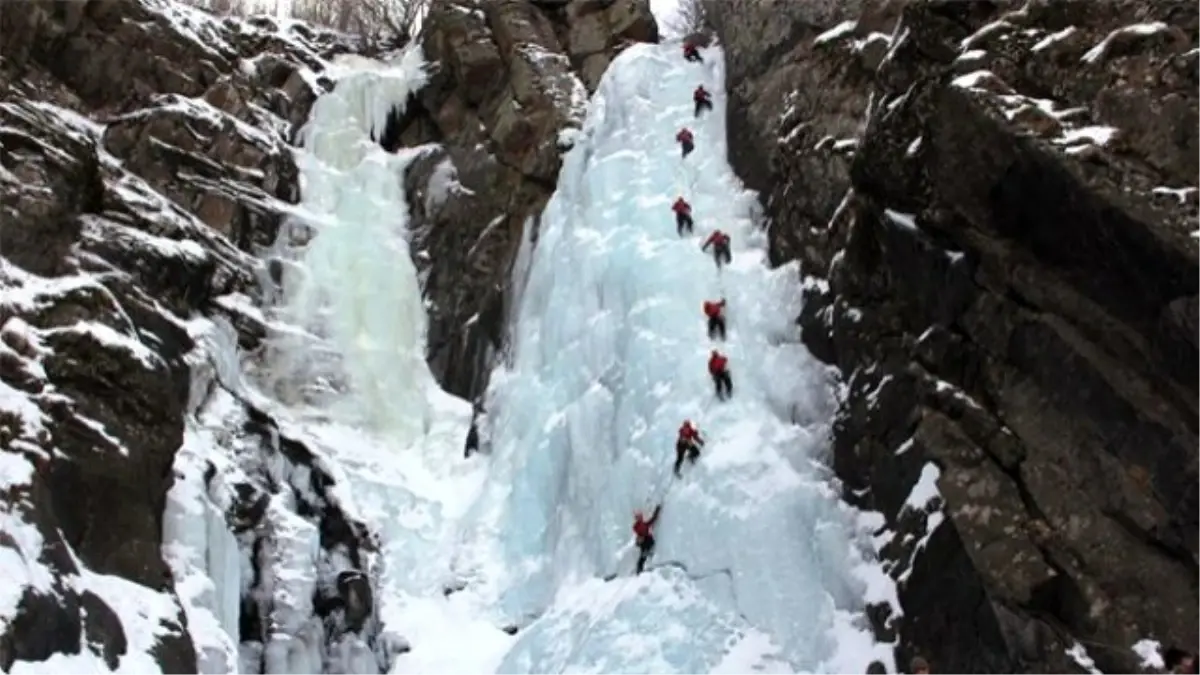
left=0, top=0, right=654, bottom=671
left=709, top=0, right=1198, bottom=672
left=394, top=0, right=656, bottom=401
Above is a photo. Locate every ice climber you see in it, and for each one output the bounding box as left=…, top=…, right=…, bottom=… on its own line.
left=682, top=40, right=702, bottom=63
left=708, top=349, right=733, bottom=401
left=672, top=196, right=694, bottom=236
left=693, top=85, right=713, bottom=118
left=676, top=127, right=695, bottom=158
left=674, top=419, right=705, bottom=477
left=703, top=298, right=727, bottom=340
left=633, top=505, right=663, bottom=574
left=701, top=229, right=732, bottom=268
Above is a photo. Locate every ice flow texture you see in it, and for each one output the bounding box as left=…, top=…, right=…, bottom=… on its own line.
left=462, top=42, right=894, bottom=672
left=267, top=47, right=435, bottom=439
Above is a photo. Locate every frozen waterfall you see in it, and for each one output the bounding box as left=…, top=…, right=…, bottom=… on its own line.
left=174, top=39, right=896, bottom=675
left=452, top=42, right=898, bottom=673
left=266, top=48, right=438, bottom=439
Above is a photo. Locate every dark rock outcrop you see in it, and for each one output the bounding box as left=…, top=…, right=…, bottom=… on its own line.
left=0, top=0, right=347, bottom=669
left=397, top=0, right=658, bottom=401
left=711, top=0, right=1198, bottom=672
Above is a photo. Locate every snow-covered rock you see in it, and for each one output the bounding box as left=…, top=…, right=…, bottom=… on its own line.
left=0, top=0, right=360, bottom=670
left=710, top=0, right=1199, bottom=672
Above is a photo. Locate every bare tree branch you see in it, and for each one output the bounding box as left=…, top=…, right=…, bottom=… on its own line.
left=179, top=0, right=254, bottom=17
left=287, top=0, right=428, bottom=48
left=180, top=0, right=428, bottom=52
left=661, top=0, right=710, bottom=40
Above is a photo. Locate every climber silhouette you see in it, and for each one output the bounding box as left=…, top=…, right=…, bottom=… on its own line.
left=693, top=85, right=713, bottom=118
left=708, top=349, right=733, bottom=401
left=701, top=229, right=731, bottom=268
left=703, top=298, right=726, bottom=340
left=674, top=420, right=704, bottom=477
left=672, top=196, right=694, bottom=236
left=682, top=40, right=702, bottom=63
left=633, top=505, right=663, bottom=574
left=676, top=127, right=695, bottom=158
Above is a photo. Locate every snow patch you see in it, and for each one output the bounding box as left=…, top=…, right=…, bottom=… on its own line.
left=1082, top=22, right=1170, bottom=64
left=1133, top=639, right=1165, bottom=670
left=1056, top=125, right=1118, bottom=147
left=1032, top=26, right=1079, bottom=52
left=1066, top=642, right=1102, bottom=674
left=883, top=209, right=919, bottom=232
left=814, top=21, right=858, bottom=46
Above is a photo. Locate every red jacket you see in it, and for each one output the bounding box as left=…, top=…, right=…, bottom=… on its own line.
left=633, top=506, right=661, bottom=539
left=708, top=352, right=728, bottom=375
left=703, top=300, right=724, bottom=318
left=672, top=198, right=691, bottom=215
left=678, top=421, right=702, bottom=444
left=693, top=87, right=710, bottom=103
left=676, top=128, right=693, bottom=145
left=703, top=231, right=729, bottom=250
left=683, top=42, right=698, bottom=56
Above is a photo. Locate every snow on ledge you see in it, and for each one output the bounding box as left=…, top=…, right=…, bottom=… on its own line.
left=883, top=209, right=919, bottom=232
left=1133, top=638, right=1165, bottom=670
left=1151, top=185, right=1198, bottom=205
left=1066, top=642, right=1102, bottom=674
left=814, top=21, right=858, bottom=46
left=960, top=20, right=1014, bottom=52
left=1055, top=125, right=1118, bottom=147
left=901, top=463, right=942, bottom=515
left=1081, top=22, right=1170, bottom=64
left=1032, top=26, right=1079, bottom=53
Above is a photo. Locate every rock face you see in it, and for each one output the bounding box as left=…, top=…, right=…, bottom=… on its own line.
left=1, top=0, right=657, bottom=670
left=398, top=0, right=657, bottom=402
left=0, top=0, right=357, bottom=670
left=710, top=0, right=1198, bottom=672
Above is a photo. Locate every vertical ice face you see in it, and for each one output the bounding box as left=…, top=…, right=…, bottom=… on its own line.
left=460, top=43, right=896, bottom=672
left=247, top=46, right=498, bottom=675
left=264, top=47, right=435, bottom=441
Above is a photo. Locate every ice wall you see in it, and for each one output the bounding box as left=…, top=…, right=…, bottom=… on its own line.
left=458, top=42, right=896, bottom=673
left=264, top=47, right=436, bottom=441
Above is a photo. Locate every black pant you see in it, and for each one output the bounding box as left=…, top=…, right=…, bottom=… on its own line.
left=712, top=370, right=733, bottom=400
left=694, top=98, right=712, bottom=118
left=712, top=243, right=731, bottom=267
left=681, top=140, right=694, bottom=158
left=673, top=440, right=701, bottom=476
left=685, top=51, right=702, bottom=63
left=676, top=212, right=694, bottom=236
left=707, top=315, right=726, bottom=341
left=636, top=534, right=656, bottom=574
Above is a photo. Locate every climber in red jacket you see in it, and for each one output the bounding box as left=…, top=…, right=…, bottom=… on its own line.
left=676, top=127, right=695, bottom=158
left=708, top=349, right=733, bottom=401
left=703, top=298, right=726, bottom=341
left=683, top=40, right=702, bottom=63
left=632, top=505, right=663, bottom=574
left=693, top=85, right=713, bottom=118
left=672, top=197, right=694, bottom=236
left=701, top=229, right=732, bottom=268
left=674, top=420, right=705, bottom=477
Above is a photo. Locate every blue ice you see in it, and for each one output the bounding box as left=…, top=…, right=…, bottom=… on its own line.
left=454, top=43, right=897, bottom=673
